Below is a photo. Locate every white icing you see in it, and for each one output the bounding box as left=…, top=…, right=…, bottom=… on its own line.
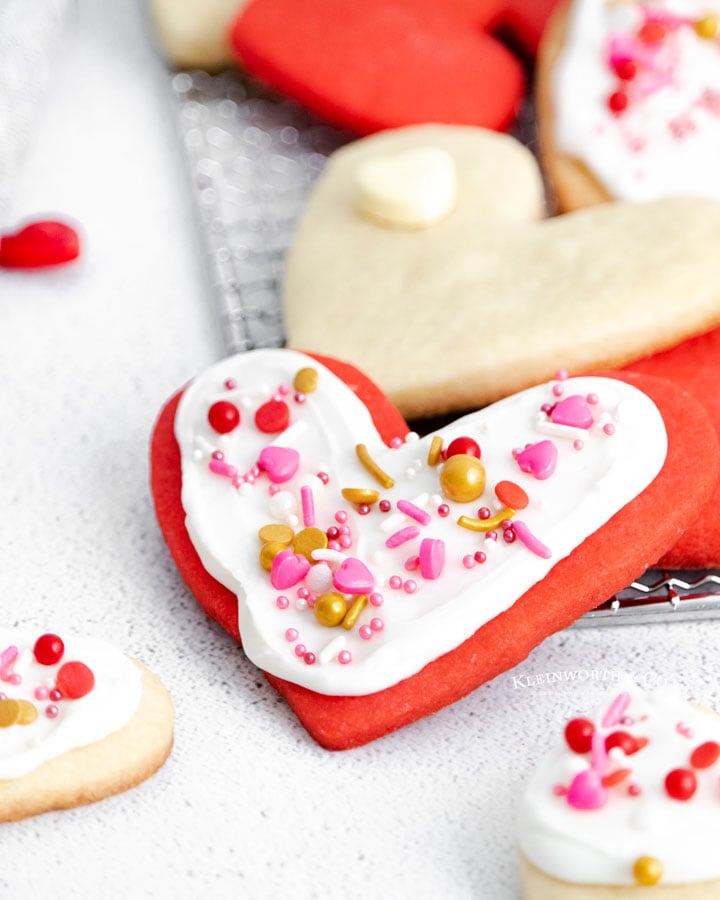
left=0, top=630, right=143, bottom=780
left=552, top=0, right=720, bottom=200
left=519, top=686, right=720, bottom=884
left=175, top=349, right=667, bottom=697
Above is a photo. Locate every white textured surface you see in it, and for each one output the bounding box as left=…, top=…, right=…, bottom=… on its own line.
left=1, top=2, right=720, bottom=898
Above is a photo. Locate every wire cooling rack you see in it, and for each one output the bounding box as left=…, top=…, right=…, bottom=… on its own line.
left=169, top=68, right=720, bottom=625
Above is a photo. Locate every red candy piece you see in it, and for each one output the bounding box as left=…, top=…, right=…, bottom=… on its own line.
left=0, top=220, right=80, bottom=269
left=255, top=399, right=290, bottom=433
left=690, top=740, right=720, bottom=769
left=33, top=633, right=65, bottom=666
left=601, top=767, right=632, bottom=788
left=445, top=436, right=481, bottom=460
left=665, top=767, right=697, bottom=801
left=56, top=661, right=95, bottom=699
left=208, top=400, right=241, bottom=434
left=494, top=479, right=529, bottom=510
left=605, top=731, right=644, bottom=755
left=231, top=0, right=526, bottom=135
left=565, top=717, right=595, bottom=753
left=608, top=90, right=629, bottom=116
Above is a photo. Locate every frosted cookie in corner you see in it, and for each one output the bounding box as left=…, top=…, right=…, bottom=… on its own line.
left=537, top=0, right=720, bottom=210
left=519, top=687, right=720, bottom=897
left=0, top=628, right=174, bottom=821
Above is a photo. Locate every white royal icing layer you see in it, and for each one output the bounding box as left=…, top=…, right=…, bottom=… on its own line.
left=0, top=630, right=143, bottom=780
left=175, top=349, right=667, bottom=696
left=519, top=686, right=720, bottom=884
left=552, top=0, right=720, bottom=200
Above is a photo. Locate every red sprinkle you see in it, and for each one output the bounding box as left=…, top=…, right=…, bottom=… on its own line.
left=494, top=480, right=529, bottom=511
left=601, top=767, right=632, bottom=788
left=33, top=633, right=65, bottom=666
left=614, top=58, right=638, bottom=81
left=445, top=436, right=481, bottom=459
left=56, top=661, right=95, bottom=699
left=255, top=399, right=290, bottom=433
left=638, top=21, right=668, bottom=43
left=605, top=731, right=644, bottom=755
left=690, top=740, right=720, bottom=770
left=0, top=220, right=80, bottom=268
left=608, top=89, right=629, bottom=115
left=665, top=767, right=697, bottom=801
left=208, top=400, right=240, bottom=434
left=565, top=717, right=595, bottom=754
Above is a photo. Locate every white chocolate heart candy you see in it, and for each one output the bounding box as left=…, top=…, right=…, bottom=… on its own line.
left=354, top=146, right=457, bottom=228
left=174, top=349, right=667, bottom=698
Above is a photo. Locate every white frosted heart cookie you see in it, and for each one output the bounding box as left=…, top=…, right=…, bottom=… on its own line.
left=537, top=0, right=720, bottom=210
left=282, top=124, right=720, bottom=419
left=519, top=687, right=720, bottom=897
left=0, top=629, right=174, bottom=821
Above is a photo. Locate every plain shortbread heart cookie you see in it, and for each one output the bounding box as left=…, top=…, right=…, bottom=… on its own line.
left=151, top=349, right=718, bottom=749
left=282, top=125, right=720, bottom=420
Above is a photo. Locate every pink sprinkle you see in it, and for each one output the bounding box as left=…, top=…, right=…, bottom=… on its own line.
left=552, top=383, right=565, bottom=397
left=485, top=532, right=498, bottom=542
left=552, top=784, right=568, bottom=797
left=463, top=555, right=475, bottom=569
left=338, top=525, right=351, bottom=536
left=390, top=437, right=403, bottom=449
left=294, top=644, right=307, bottom=658
left=478, top=507, right=491, bottom=520
left=437, top=504, right=450, bottom=518
left=338, top=650, right=352, bottom=665
left=603, top=423, right=616, bottom=436
left=358, top=504, right=371, bottom=516
left=224, top=378, right=237, bottom=389
left=276, top=595, right=290, bottom=610
left=555, top=368, right=568, bottom=381
left=45, top=704, right=59, bottom=719
left=300, top=485, right=315, bottom=527
left=676, top=722, right=694, bottom=739
left=328, top=540, right=341, bottom=551
left=335, top=510, right=347, bottom=524
left=317, top=471, right=329, bottom=485
left=397, top=499, right=431, bottom=526
left=403, top=580, right=417, bottom=594
left=359, top=625, right=373, bottom=640
left=388, top=575, right=403, bottom=590
left=602, top=692, right=631, bottom=729
left=285, top=628, right=299, bottom=642
left=419, top=538, right=445, bottom=580
left=49, top=688, right=62, bottom=702
left=513, top=521, right=552, bottom=559
left=34, top=686, right=49, bottom=701
left=586, top=392, right=599, bottom=405
left=294, top=393, right=306, bottom=404
left=277, top=383, right=290, bottom=396
left=297, top=587, right=310, bottom=600
left=370, top=618, right=384, bottom=632
left=339, top=534, right=352, bottom=549
left=386, top=526, right=421, bottom=549
left=0, top=645, right=18, bottom=675
left=369, top=592, right=384, bottom=607
left=628, top=784, right=642, bottom=797
left=573, top=439, right=584, bottom=451
left=268, top=484, right=280, bottom=496
left=8, top=673, right=21, bottom=686
left=303, top=652, right=316, bottom=665
left=379, top=499, right=391, bottom=513
left=404, top=556, right=420, bottom=571
left=474, top=551, right=487, bottom=564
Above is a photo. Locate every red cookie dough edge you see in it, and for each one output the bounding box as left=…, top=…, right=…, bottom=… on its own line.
left=151, top=362, right=718, bottom=750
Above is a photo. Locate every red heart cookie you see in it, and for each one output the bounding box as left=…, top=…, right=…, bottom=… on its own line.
left=230, top=0, right=525, bottom=134
left=151, top=350, right=717, bottom=749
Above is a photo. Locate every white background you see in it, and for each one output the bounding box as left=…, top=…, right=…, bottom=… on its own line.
left=2, top=2, right=719, bottom=898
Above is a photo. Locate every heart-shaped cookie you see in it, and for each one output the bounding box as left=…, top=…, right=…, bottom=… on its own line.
left=537, top=0, right=720, bottom=210
left=282, top=125, right=720, bottom=419
left=0, top=629, right=174, bottom=821
left=230, top=0, right=525, bottom=134
left=151, top=349, right=718, bottom=749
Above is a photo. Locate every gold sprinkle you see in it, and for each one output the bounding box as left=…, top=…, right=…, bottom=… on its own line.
left=314, top=592, right=348, bottom=627
left=695, top=13, right=718, bottom=38
left=293, top=527, right=328, bottom=561
left=258, top=523, right=295, bottom=546
left=259, top=541, right=288, bottom=572
left=16, top=700, right=39, bottom=726
left=427, top=435, right=444, bottom=467
left=457, top=508, right=514, bottom=532
left=342, top=594, right=369, bottom=630
left=0, top=699, right=21, bottom=728
left=356, top=443, right=394, bottom=489
left=293, top=366, right=319, bottom=394
left=341, top=487, right=380, bottom=506
left=633, top=856, right=663, bottom=887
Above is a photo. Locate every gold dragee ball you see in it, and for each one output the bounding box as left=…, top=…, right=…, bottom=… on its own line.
left=633, top=856, right=663, bottom=887
left=695, top=13, right=718, bottom=38
left=314, top=592, right=348, bottom=627
left=439, top=454, right=486, bottom=503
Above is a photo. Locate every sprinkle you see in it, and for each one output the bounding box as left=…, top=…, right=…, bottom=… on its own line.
left=513, top=521, right=552, bottom=559
left=419, top=538, right=445, bottom=580
left=397, top=499, right=431, bottom=525
left=341, top=487, right=380, bottom=506
left=318, top=636, right=347, bottom=665
left=427, top=435, right=444, bottom=466
left=312, top=548, right=348, bottom=565
left=342, top=594, right=369, bottom=630
left=356, top=443, right=394, bottom=489
left=386, top=526, right=421, bottom=548
left=300, top=485, right=315, bottom=527
left=403, top=580, right=417, bottom=594
left=458, top=509, right=514, bottom=533
left=602, top=691, right=631, bottom=728
left=535, top=414, right=588, bottom=441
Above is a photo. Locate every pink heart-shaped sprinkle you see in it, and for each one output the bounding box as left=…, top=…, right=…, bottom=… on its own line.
left=516, top=440, right=558, bottom=480
left=333, top=558, right=375, bottom=595
left=258, top=446, right=300, bottom=483
left=271, top=550, right=311, bottom=590
left=551, top=395, right=594, bottom=429
left=566, top=768, right=609, bottom=810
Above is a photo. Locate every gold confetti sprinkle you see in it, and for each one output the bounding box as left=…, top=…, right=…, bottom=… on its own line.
left=16, top=700, right=39, bottom=726
left=258, top=523, right=295, bottom=546
left=0, top=699, right=21, bottom=728
left=356, top=444, right=394, bottom=489
left=293, top=527, right=328, bottom=561
left=293, top=366, right=319, bottom=394
left=341, top=487, right=380, bottom=506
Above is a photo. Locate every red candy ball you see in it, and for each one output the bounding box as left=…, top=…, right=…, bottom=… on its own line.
left=56, top=661, right=95, bottom=699
left=255, top=399, right=290, bottom=433
left=690, top=740, right=720, bottom=770
left=445, top=436, right=481, bottom=460
left=665, top=767, right=697, bottom=801
left=208, top=400, right=240, bottom=434
left=614, top=58, right=638, bottom=81
left=608, top=89, right=629, bottom=115
left=33, top=633, right=65, bottom=666
left=605, top=731, right=642, bottom=756
left=564, top=717, right=595, bottom=754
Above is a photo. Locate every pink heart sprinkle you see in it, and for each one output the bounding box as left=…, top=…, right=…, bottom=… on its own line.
left=566, top=768, right=609, bottom=810
left=551, top=395, right=594, bottom=429
left=516, top=440, right=558, bottom=480
left=257, top=446, right=300, bottom=483
left=270, top=550, right=310, bottom=590
left=333, top=558, right=375, bottom=595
